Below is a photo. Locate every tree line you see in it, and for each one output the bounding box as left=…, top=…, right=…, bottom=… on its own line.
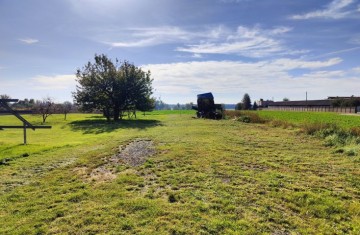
left=331, top=97, right=360, bottom=108
left=0, top=94, right=75, bottom=123
left=235, top=93, right=258, bottom=110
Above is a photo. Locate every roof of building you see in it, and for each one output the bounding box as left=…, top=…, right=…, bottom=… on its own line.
left=268, top=99, right=332, bottom=107
left=327, top=96, right=360, bottom=100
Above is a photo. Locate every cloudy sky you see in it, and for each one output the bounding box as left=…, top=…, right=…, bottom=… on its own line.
left=1, top=0, right=360, bottom=104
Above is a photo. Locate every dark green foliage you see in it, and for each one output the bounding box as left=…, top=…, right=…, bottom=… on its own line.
left=73, top=54, right=154, bottom=121
left=331, top=97, right=360, bottom=107
left=235, top=102, right=242, bottom=110
left=253, top=101, right=258, bottom=110
left=238, top=116, right=251, bottom=123
left=242, top=93, right=251, bottom=110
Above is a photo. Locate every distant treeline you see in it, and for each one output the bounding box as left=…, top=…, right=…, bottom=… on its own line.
left=332, top=97, right=360, bottom=108
left=155, top=99, right=236, bottom=110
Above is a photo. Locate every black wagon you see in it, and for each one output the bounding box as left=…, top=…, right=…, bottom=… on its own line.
left=192, top=92, right=223, bottom=119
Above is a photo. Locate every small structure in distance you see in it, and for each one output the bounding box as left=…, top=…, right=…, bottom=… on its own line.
left=192, top=92, right=223, bottom=119
left=0, top=99, right=51, bottom=144
left=259, top=96, right=360, bottom=113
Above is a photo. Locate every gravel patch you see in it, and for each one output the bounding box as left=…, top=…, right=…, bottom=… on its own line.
left=82, top=139, right=156, bottom=182
left=114, top=139, right=155, bottom=167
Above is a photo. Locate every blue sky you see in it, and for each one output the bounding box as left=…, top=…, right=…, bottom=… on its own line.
left=1, top=0, right=360, bottom=104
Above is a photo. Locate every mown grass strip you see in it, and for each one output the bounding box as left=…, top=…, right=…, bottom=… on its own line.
left=0, top=112, right=359, bottom=234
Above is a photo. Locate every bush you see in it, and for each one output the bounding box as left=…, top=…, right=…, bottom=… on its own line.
left=324, top=134, right=342, bottom=147
left=238, top=116, right=251, bottom=123
left=269, top=120, right=294, bottom=129
left=350, top=127, right=360, bottom=137
left=300, top=122, right=338, bottom=135
left=225, top=110, right=266, bottom=124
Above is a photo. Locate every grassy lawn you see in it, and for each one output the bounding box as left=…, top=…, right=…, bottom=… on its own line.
left=0, top=111, right=359, bottom=234
left=258, top=110, right=360, bottom=129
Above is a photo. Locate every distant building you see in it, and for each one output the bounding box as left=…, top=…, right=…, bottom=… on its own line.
left=258, top=99, right=274, bottom=108
left=261, top=97, right=360, bottom=113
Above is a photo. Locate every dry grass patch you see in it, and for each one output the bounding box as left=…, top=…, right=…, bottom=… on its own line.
left=74, top=139, right=156, bottom=183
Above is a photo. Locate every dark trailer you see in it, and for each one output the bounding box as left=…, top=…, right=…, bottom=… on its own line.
left=192, top=92, right=223, bottom=119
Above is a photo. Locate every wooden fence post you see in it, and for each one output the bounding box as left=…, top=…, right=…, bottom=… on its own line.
left=23, top=122, right=27, bottom=145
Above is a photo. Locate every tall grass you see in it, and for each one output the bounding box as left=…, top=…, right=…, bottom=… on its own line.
left=224, top=110, right=266, bottom=123
left=226, top=110, right=360, bottom=156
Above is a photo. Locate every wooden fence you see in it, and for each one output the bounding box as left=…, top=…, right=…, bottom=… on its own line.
left=0, top=99, right=51, bottom=144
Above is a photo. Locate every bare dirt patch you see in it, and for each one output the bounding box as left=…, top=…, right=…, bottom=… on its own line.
left=77, top=139, right=156, bottom=182
left=115, top=139, right=156, bottom=167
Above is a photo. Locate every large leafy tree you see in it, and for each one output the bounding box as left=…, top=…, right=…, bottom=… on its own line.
left=73, top=54, right=153, bottom=121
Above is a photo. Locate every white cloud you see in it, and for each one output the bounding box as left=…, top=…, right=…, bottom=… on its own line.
left=107, top=38, right=158, bottom=48
left=270, top=57, right=342, bottom=70
left=101, top=25, right=298, bottom=58
left=142, top=58, right=351, bottom=103
left=291, top=0, right=356, bottom=20
left=1, top=75, right=77, bottom=102
left=176, top=26, right=297, bottom=58
left=18, top=38, right=39, bottom=44
left=311, top=46, right=360, bottom=59
left=31, top=74, right=77, bottom=90
left=300, top=70, right=346, bottom=79
left=104, top=26, right=197, bottom=48
left=191, top=54, right=203, bottom=58
left=353, top=66, right=360, bottom=73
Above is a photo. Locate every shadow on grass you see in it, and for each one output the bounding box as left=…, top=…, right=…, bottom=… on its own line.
left=68, top=118, right=163, bottom=134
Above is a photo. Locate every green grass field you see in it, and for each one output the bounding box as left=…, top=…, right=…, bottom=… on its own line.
left=258, top=110, right=360, bottom=129
left=0, top=111, right=359, bottom=234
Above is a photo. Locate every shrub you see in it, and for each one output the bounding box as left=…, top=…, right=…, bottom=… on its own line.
left=300, top=122, right=338, bottom=135
left=238, top=116, right=251, bottom=123
left=270, top=120, right=294, bottom=129
left=343, top=146, right=359, bottom=156
left=324, top=134, right=342, bottom=147
left=350, top=127, right=360, bottom=137
left=225, top=110, right=266, bottom=124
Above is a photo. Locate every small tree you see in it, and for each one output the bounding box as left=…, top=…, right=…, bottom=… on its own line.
left=242, top=93, right=251, bottom=110
left=33, top=97, right=55, bottom=124
left=137, top=97, right=155, bottom=116
left=0, top=94, right=11, bottom=99
left=253, top=101, right=258, bottom=110
left=184, top=102, right=194, bottom=110
left=283, top=97, right=290, bottom=101
left=155, top=98, right=171, bottom=110
left=56, top=101, right=73, bottom=120
left=0, top=94, right=12, bottom=106
left=235, top=102, right=243, bottom=110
